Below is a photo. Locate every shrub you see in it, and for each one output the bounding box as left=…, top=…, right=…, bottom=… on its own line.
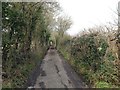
left=95, top=81, right=112, bottom=88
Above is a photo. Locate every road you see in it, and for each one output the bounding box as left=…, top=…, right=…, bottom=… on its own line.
left=33, top=49, right=87, bottom=88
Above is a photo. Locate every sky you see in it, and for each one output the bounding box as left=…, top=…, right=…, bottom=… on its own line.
left=58, top=0, right=119, bottom=36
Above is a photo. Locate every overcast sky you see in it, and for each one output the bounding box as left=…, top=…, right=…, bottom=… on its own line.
left=58, top=0, right=119, bottom=36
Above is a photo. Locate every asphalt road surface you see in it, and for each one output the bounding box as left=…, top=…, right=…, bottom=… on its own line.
left=33, top=49, right=87, bottom=88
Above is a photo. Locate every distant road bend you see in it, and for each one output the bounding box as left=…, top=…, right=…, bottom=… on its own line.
left=31, top=49, right=87, bottom=88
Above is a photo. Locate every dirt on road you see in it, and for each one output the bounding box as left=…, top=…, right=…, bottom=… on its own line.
left=27, top=49, right=87, bottom=88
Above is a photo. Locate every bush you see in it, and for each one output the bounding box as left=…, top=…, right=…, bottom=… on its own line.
left=95, top=81, right=112, bottom=88
left=59, top=32, right=119, bottom=88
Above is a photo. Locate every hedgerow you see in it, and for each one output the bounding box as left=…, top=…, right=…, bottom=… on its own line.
left=59, top=31, right=119, bottom=87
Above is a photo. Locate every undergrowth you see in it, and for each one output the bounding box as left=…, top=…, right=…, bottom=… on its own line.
left=59, top=33, right=120, bottom=88
left=2, top=47, right=47, bottom=88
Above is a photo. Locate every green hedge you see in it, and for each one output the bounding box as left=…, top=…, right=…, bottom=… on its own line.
left=59, top=34, right=119, bottom=88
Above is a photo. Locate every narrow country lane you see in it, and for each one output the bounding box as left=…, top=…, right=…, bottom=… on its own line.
left=33, top=49, right=87, bottom=88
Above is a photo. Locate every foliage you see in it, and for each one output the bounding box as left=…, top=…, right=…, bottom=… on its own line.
left=2, top=2, right=60, bottom=88
left=95, top=81, right=112, bottom=88
left=58, top=30, right=120, bottom=88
